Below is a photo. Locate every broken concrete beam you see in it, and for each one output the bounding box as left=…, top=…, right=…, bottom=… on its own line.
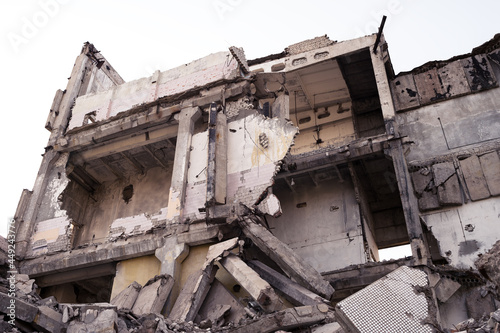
left=231, top=304, right=332, bottom=333
left=169, top=265, right=217, bottom=323
left=33, top=305, right=66, bottom=333
left=238, top=216, right=334, bottom=299
left=335, top=266, right=436, bottom=333
left=479, top=151, right=500, bottom=196
left=219, top=254, right=282, bottom=313
left=465, top=287, right=497, bottom=320
left=248, top=260, right=328, bottom=307
left=460, top=155, right=491, bottom=201
left=67, top=309, right=117, bottom=333
left=206, top=304, right=231, bottom=327
left=131, top=275, right=174, bottom=317
left=110, top=281, right=142, bottom=311
left=434, top=277, right=461, bottom=303
left=204, top=237, right=239, bottom=268
left=0, top=292, right=38, bottom=323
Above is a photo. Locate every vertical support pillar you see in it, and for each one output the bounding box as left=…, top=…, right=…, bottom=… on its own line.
left=207, top=103, right=227, bottom=220
left=155, top=237, right=189, bottom=313
left=370, top=40, right=396, bottom=136
left=370, top=41, right=428, bottom=265
left=389, top=140, right=429, bottom=265
left=348, top=162, right=379, bottom=261
left=272, top=92, right=289, bottom=120
left=166, top=107, right=201, bottom=223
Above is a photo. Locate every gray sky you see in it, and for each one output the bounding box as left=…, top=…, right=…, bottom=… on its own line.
left=1, top=0, right=499, bottom=241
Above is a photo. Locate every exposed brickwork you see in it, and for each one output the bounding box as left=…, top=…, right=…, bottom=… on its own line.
left=108, top=207, right=167, bottom=240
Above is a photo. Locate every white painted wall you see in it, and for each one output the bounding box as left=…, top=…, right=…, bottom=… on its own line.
left=422, top=197, right=500, bottom=269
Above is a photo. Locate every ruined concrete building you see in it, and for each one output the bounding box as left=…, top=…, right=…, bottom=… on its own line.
left=4, top=30, right=500, bottom=332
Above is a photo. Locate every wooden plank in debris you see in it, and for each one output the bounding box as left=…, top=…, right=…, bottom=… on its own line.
left=238, top=216, right=334, bottom=299
left=219, top=254, right=282, bottom=313
left=248, top=260, right=328, bottom=306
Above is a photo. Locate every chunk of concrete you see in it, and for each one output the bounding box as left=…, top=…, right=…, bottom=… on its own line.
left=465, top=287, right=496, bottom=320
left=432, top=162, right=455, bottom=187
left=311, top=322, right=343, bottom=333
left=0, top=292, right=38, bottom=322
left=335, top=266, right=435, bottom=333
left=68, top=309, right=117, bottom=333
left=132, top=275, right=174, bottom=317
left=411, top=169, right=432, bottom=194
left=15, top=274, right=35, bottom=295
left=479, top=151, right=500, bottom=196
left=197, top=279, right=247, bottom=326
left=256, top=193, right=282, bottom=217
left=219, top=254, right=282, bottom=313
left=460, top=155, right=490, bottom=201
left=239, top=216, right=334, bottom=299
left=434, top=277, right=461, bottom=303
left=418, top=190, right=440, bottom=211
left=475, top=240, right=500, bottom=289
left=248, top=260, right=327, bottom=306
left=206, top=304, right=231, bottom=327
left=437, top=174, right=463, bottom=206
left=34, top=305, right=66, bottom=333
left=169, top=265, right=217, bottom=323
left=230, top=304, right=333, bottom=333
left=110, top=281, right=142, bottom=311
left=204, top=237, right=239, bottom=269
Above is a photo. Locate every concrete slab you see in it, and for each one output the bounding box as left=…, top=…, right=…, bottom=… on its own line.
left=479, top=151, right=500, bottom=196
left=460, top=155, right=490, bottom=201
left=335, top=266, right=435, bottom=333
left=131, top=275, right=174, bottom=317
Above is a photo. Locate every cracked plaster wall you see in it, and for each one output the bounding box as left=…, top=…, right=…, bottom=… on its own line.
left=74, top=166, right=172, bottom=246
left=182, top=111, right=298, bottom=221
left=29, top=153, right=73, bottom=257
left=268, top=178, right=365, bottom=273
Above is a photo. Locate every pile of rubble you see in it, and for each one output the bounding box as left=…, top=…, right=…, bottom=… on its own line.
left=1, top=229, right=500, bottom=332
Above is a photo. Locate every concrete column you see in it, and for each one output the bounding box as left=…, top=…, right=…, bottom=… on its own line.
left=370, top=41, right=397, bottom=136
left=272, top=92, right=289, bottom=120
left=166, top=107, right=202, bottom=223
left=370, top=40, right=429, bottom=264
left=389, top=140, right=429, bottom=266
left=155, top=236, right=189, bottom=313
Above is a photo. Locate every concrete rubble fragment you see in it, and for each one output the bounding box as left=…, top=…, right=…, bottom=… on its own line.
left=132, top=275, right=174, bottom=317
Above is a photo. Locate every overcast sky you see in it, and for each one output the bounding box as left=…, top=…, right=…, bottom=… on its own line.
left=1, top=0, right=499, bottom=243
